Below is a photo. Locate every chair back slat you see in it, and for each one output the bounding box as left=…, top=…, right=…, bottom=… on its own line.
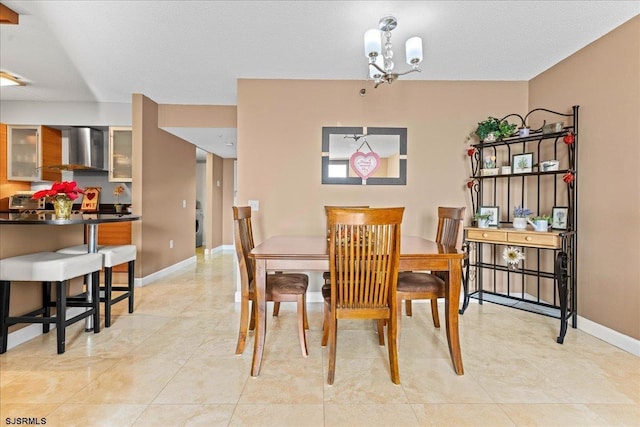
left=436, top=206, right=466, bottom=249
left=328, top=208, right=403, bottom=317
left=233, top=206, right=255, bottom=291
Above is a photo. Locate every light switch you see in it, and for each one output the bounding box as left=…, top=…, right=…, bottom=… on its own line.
left=182, top=200, right=186, bottom=208
left=248, top=200, right=259, bottom=211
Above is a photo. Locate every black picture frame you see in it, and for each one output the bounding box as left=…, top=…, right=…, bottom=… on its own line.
left=551, top=206, right=569, bottom=230
left=479, top=205, right=499, bottom=226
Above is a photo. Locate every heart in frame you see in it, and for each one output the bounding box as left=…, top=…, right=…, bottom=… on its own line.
left=86, top=192, right=96, bottom=200
left=349, top=151, right=381, bottom=180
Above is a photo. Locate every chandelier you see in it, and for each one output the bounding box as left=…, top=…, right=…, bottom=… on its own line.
left=364, top=16, right=423, bottom=88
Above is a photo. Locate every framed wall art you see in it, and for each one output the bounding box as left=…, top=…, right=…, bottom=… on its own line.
left=479, top=205, right=500, bottom=227
left=512, top=153, right=533, bottom=174
left=551, top=206, right=569, bottom=230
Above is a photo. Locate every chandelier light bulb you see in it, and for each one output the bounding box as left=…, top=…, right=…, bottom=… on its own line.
left=364, top=29, right=382, bottom=58
left=405, top=37, right=423, bottom=66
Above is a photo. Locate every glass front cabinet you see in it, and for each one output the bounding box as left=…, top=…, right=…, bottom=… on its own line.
left=109, top=126, right=132, bottom=182
left=7, top=125, right=61, bottom=182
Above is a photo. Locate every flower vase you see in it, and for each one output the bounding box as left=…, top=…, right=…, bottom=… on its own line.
left=52, top=197, right=73, bottom=220
left=513, top=217, right=527, bottom=229
left=114, top=203, right=123, bottom=213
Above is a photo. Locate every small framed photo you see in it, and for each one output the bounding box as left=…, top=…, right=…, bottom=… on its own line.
left=551, top=206, right=569, bottom=230
left=479, top=205, right=500, bottom=227
left=512, top=153, right=533, bottom=174
left=81, top=187, right=101, bottom=211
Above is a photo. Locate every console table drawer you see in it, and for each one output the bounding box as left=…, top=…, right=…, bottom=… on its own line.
left=507, top=232, right=560, bottom=248
left=466, top=229, right=507, bottom=243
left=465, top=227, right=561, bottom=249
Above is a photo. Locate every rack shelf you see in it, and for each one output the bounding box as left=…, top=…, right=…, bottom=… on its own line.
left=461, top=106, right=578, bottom=344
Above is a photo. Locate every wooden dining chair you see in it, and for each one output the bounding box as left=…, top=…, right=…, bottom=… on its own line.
left=232, top=206, right=310, bottom=357
left=398, top=206, right=466, bottom=328
left=321, top=207, right=404, bottom=385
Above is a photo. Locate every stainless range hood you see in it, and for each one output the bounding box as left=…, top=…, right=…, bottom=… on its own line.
left=48, top=127, right=107, bottom=171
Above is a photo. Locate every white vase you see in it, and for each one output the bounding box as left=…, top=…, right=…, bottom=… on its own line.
left=477, top=218, right=490, bottom=228
left=513, top=217, right=527, bottom=229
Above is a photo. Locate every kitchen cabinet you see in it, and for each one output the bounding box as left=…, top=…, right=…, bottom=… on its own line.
left=6, top=125, right=62, bottom=182
left=461, top=106, right=578, bottom=344
left=109, top=126, right=132, bottom=182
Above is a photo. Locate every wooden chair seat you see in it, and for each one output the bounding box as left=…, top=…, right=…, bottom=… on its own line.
left=397, top=271, right=445, bottom=294
left=266, top=273, right=308, bottom=297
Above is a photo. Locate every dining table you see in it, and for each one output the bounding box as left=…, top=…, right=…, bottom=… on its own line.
left=0, top=212, right=141, bottom=330
left=249, top=235, right=466, bottom=377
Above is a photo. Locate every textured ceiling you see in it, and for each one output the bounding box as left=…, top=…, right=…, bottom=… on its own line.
left=1, top=1, right=638, bottom=158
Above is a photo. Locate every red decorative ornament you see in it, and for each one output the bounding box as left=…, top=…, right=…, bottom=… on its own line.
left=563, top=133, right=575, bottom=144
left=563, top=172, right=575, bottom=184
left=467, top=147, right=475, bottom=156
left=467, top=180, right=474, bottom=189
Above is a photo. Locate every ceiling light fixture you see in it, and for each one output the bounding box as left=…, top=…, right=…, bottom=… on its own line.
left=364, top=16, right=423, bottom=88
left=0, top=71, right=25, bottom=87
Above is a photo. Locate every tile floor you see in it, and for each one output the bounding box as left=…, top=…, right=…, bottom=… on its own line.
left=1, top=250, right=638, bottom=426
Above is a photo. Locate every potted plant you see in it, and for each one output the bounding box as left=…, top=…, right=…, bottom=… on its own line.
left=512, top=205, right=532, bottom=229
left=475, top=117, right=517, bottom=142
left=113, top=184, right=125, bottom=213
left=474, top=211, right=493, bottom=228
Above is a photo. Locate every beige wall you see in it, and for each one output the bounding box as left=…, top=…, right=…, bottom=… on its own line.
left=133, top=94, right=197, bottom=277
left=529, top=16, right=640, bottom=339
left=222, top=158, right=236, bottom=245
left=236, top=79, right=527, bottom=242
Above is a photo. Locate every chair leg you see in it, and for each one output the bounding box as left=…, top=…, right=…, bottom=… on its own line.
left=56, top=281, right=66, bottom=354
left=430, top=298, right=441, bottom=328
left=42, top=281, right=51, bottom=333
left=405, top=299, right=413, bottom=316
left=235, top=293, right=250, bottom=355
left=321, top=300, right=329, bottom=347
left=303, top=297, right=309, bottom=330
left=104, top=267, right=113, bottom=328
left=272, top=301, right=280, bottom=317
left=396, top=298, right=403, bottom=346
left=127, top=260, right=135, bottom=313
left=249, top=299, right=256, bottom=331
left=387, top=314, right=400, bottom=384
left=297, top=295, right=308, bottom=357
left=327, top=315, right=337, bottom=385
left=0, top=281, right=10, bottom=354
left=377, top=320, right=385, bottom=346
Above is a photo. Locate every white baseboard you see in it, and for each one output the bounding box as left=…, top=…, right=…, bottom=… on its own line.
left=204, top=245, right=234, bottom=255
left=137, top=256, right=197, bottom=287
left=576, top=315, right=640, bottom=356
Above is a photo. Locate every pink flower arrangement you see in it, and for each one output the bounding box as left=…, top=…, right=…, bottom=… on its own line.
left=32, top=181, right=84, bottom=201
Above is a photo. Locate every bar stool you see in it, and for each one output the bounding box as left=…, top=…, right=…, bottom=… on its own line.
left=0, top=252, right=103, bottom=354
left=56, top=245, right=136, bottom=327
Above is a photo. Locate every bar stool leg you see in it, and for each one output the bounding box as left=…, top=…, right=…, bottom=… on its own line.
left=104, top=267, right=113, bottom=327
left=128, top=260, right=135, bottom=313
left=0, top=281, right=10, bottom=354
left=56, top=281, right=66, bottom=354
left=42, top=281, right=51, bottom=333
left=92, top=271, right=100, bottom=334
